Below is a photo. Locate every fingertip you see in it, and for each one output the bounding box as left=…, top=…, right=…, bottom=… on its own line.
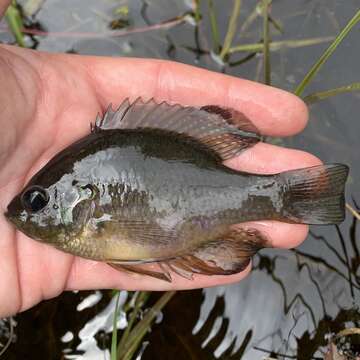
left=265, top=90, right=309, bottom=136
left=290, top=94, right=309, bottom=133
left=226, top=78, right=309, bottom=136
left=202, top=261, right=252, bottom=287
left=248, top=221, right=310, bottom=249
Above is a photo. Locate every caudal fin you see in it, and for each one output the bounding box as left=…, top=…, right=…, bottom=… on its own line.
left=278, top=164, right=349, bottom=225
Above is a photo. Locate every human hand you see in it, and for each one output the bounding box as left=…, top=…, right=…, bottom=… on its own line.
left=0, top=43, right=320, bottom=317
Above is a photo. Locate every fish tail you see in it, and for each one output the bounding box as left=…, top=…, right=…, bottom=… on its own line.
left=278, top=164, right=349, bottom=225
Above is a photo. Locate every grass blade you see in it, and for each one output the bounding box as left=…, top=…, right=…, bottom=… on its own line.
left=304, top=82, right=360, bottom=104
left=110, top=291, right=121, bottom=360
left=117, top=291, right=150, bottom=355
left=5, top=0, right=25, bottom=47
left=239, top=1, right=262, bottom=34
left=294, top=8, right=360, bottom=96
left=2, top=16, right=185, bottom=39
left=269, top=15, right=283, bottom=34
left=194, top=0, right=201, bottom=24
left=207, top=0, right=220, bottom=54
left=346, top=203, right=360, bottom=221
left=220, top=0, right=242, bottom=60
left=262, top=0, right=271, bottom=85
left=229, top=36, right=334, bottom=54
left=117, top=291, right=176, bottom=360
left=240, top=0, right=282, bottom=35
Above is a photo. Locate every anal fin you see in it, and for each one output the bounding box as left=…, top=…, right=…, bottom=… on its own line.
left=108, top=228, right=268, bottom=282
left=108, top=262, right=172, bottom=282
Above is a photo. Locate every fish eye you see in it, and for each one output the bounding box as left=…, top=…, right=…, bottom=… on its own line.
left=21, top=186, right=50, bottom=213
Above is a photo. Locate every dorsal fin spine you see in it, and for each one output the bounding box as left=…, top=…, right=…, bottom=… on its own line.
left=94, top=97, right=261, bottom=161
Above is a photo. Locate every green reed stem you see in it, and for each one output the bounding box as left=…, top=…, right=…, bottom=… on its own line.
left=304, top=82, right=360, bottom=104
left=220, top=0, right=242, bottom=60
left=5, top=0, right=25, bottom=47
left=269, top=14, right=283, bottom=33
left=207, top=0, right=220, bottom=53
left=240, top=0, right=282, bottom=36
left=117, top=291, right=150, bottom=357
left=229, top=36, right=334, bottom=54
left=346, top=203, right=360, bottom=221
left=118, top=291, right=176, bottom=360
left=294, top=8, right=360, bottom=96
left=262, top=0, right=271, bottom=85
left=239, top=1, right=260, bottom=33
left=194, top=0, right=201, bottom=24
left=110, top=292, right=121, bottom=360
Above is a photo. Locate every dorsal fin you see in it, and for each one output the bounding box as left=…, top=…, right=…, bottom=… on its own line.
left=92, top=98, right=262, bottom=161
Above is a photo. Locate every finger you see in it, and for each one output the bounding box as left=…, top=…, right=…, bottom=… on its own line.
left=226, top=142, right=322, bottom=174
left=0, top=183, right=21, bottom=317
left=14, top=234, right=74, bottom=314
left=71, top=56, right=308, bottom=136
left=0, top=1, right=11, bottom=18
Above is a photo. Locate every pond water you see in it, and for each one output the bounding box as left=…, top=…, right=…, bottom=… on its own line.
left=1, top=0, right=359, bottom=359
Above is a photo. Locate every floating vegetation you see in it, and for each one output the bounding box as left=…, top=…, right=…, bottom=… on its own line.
left=110, top=4, right=131, bottom=29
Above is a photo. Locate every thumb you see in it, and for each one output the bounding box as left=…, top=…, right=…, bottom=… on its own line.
left=0, top=0, right=11, bottom=18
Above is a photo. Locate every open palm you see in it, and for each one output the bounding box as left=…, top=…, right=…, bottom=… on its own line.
left=0, top=44, right=320, bottom=316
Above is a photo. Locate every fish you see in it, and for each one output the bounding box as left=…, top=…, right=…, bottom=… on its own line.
left=5, top=98, right=349, bottom=282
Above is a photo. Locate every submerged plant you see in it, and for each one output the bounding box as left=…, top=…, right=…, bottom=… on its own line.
left=0, top=317, right=14, bottom=357
left=111, top=291, right=176, bottom=360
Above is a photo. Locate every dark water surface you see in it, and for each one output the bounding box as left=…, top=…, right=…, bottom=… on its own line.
left=1, top=0, right=359, bottom=359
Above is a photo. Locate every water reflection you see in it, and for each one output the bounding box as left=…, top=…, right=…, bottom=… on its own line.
left=191, top=215, right=359, bottom=359
left=64, top=291, right=128, bottom=359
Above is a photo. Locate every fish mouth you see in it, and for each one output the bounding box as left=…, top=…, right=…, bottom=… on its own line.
left=4, top=209, right=11, bottom=220
left=4, top=208, right=19, bottom=226
left=5, top=195, right=23, bottom=224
